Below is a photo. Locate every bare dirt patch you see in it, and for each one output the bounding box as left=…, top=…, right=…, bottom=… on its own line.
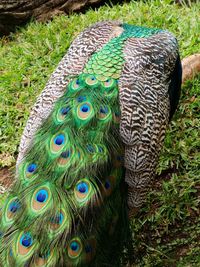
left=0, top=167, right=13, bottom=191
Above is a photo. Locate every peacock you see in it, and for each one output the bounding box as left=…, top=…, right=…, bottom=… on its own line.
left=0, top=21, right=182, bottom=266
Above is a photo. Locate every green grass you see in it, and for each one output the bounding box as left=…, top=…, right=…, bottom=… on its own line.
left=0, top=0, right=200, bottom=265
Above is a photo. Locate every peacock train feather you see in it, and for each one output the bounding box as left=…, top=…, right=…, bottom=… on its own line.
left=0, top=21, right=181, bottom=266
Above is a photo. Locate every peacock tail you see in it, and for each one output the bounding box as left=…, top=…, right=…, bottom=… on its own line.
left=0, top=21, right=181, bottom=267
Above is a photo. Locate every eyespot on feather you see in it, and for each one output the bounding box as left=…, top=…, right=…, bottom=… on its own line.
left=101, top=78, right=118, bottom=99
left=26, top=163, right=37, bottom=174
left=86, top=144, right=96, bottom=154
left=31, top=186, right=51, bottom=213
left=99, top=105, right=111, bottom=121
left=85, top=144, right=99, bottom=162
left=3, top=197, right=21, bottom=225
left=103, top=175, right=116, bottom=197
left=68, top=238, right=83, bottom=259
left=85, top=75, right=99, bottom=86
left=69, top=78, right=81, bottom=91
left=84, top=237, right=96, bottom=263
left=57, top=106, right=71, bottom=122
left=74, top=179, right=94, bottom=206
left=97, top=145, right=106, bottom=155
left=20, top=232, right=33, bottom=248
left=76, top=96, right=86, bottom=103
left=49, top=212, right=63, bottom=230
left=113, top=154, right=124, bottom=168
left=23, top=163, right=37, bottom=180
left=15, top=232, right=36, bottom=261
left=34, top=250, right=53, bottom=266
left=77, top=102, right=93, bottom=121
left=75, top=181, right=89, bottom=199
left=103, top=168, right=122, bottom=197
left=96, top=145, right=108, bottom=161
left=50, top=133, right=67, bottom=154
left=49, top=209, right=69, bottom=235
left=97, top=145, right=103, bottom=153
left=103, top=78, right=116, bottom=88
left=58, top=149, right=72, bottom=167
left=8, top=200, right=20, bottom=215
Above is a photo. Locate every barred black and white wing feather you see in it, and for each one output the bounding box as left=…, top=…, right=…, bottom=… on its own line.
left=119, top=30, right=181, bottom=210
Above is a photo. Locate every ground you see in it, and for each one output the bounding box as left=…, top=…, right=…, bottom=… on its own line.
left=0, top=0, right=199, bottom=265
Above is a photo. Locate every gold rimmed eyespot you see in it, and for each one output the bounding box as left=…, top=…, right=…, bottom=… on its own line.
left=103, top=78, right=116, bottom=88
left=99, top=106, right=111, bottom=121
left=31, top=186, right=51, bottom=214
left=74, top=178, right=95, bottom=206
left=3, top=197, right=21, bottom=225
left=50, top=133, right=67, bottom=154
left=16, top=232, right=35, bottom=260
left=68, top=238, right=83, bottom=259
left=71, top=79, right=81, bottom=90
left=77, top=102, right=93, bottom=121
left=24, top=163, right=37, bottom=179
left=58, top=149, right=72, bottom=167
left=57, top=106, right=71, bottom=122
left=85, top=75, right=99, bottom=86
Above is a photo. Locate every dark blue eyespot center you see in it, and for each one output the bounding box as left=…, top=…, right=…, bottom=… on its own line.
left=54, top=134, right=65, bottom=145
left=36, top=189, right=48, bottom=203
left=100, top=106, right=108, bottom=114
left=27, top=163, right=37, bottom=173
left=9, top=201, right=20, bottom=213
left=76, top=79, right=80, bottom=85
left=117, top=155, right=123, bottom=161
left=70, top=241, right=79, bottom=251
left=39, top=251, right=50, bottom=259
left=98, top=146, right=103, bottom=153
left=85, top=245, right=92, bottom=253
left=20, top=233, right=33, bottom=248
left=86, top=144, right=95, bottom=153
left=61, top=150, right=70, bottom=159
left=77, top=182, right=88, bottom=194
left=51, top=212, right=64, bottom=225
left=105, top=180, right=111, bottom=189
left=80, top=104, right=90, bottom=113
left=61, top=106, right=70, bottom=115
left=77, top=96, right=86, bottom=102
left=91, top=76, right=96, bottom=81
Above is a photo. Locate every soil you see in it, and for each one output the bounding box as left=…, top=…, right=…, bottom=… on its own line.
left=0, top=167, right=13, bottom=191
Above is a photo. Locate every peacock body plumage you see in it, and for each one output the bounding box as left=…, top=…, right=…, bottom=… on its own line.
left=0, top=21, right=181, bottom=266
